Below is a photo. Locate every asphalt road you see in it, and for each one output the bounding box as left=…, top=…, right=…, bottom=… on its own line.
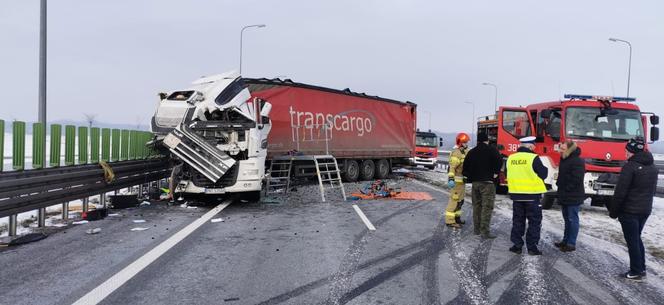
left=1, top=178, right=663, bottom=305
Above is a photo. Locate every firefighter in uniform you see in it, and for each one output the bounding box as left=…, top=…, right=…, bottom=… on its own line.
left=506, top=136, right=548, bottom=255
left=445, top=133, right=471, bottom=228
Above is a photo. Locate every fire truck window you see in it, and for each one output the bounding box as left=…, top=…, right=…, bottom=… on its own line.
left=546, top=111, right=561, bottom=139
left=566, top=107, right=643, bottom=140
left=502, top=110, right=531, bottom=139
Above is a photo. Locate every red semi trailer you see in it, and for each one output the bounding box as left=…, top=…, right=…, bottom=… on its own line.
left=244, top=78, right=417, bottom=182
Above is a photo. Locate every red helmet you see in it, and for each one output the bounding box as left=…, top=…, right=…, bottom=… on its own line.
left=456, top=133, right=470, bottom=146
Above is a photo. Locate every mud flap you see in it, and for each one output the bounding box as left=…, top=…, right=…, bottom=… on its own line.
left=163, top=124, right=236, bottom=182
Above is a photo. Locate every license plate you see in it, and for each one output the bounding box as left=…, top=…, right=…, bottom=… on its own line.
left=205, top=188, right=225, bottom=194
left=597, top=189, right=613, bottom=196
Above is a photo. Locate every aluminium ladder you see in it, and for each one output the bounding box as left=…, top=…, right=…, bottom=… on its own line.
left=265, top=157, right=294, bottom=196
left=313, top=155, right=346, bottom=202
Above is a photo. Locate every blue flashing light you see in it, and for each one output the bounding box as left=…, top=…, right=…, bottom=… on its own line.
left=564, top=94, right=636, bottom=102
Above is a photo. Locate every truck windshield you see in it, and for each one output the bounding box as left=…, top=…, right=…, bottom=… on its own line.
left=565, top=107, right=643, bottom=141
left=416, top=135, right=437, bottom=147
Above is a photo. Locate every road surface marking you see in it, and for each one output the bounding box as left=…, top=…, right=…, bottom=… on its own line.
left=352, top=204, right=376, bottom=231
left=72, top=201, right=232, bottom=305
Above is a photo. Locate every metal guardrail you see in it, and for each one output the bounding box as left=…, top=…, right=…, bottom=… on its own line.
left=0, top=158, right=170, bottom=218
left=1, top=119, right=164, bottom=236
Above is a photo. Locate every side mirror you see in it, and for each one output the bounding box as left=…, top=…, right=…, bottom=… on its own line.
left=651, top=115, right=660, bottom=125
left=439, top=137, right=444, bottom=147
left=651, top=127, right=659, bottom=142
left=540, top=109, right=552, bottom=119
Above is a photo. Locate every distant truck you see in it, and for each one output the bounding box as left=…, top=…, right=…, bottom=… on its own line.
left=410, top=130, right=440, bottom=170
left=477, top=94, right=660, bottom=208
left=151, top=72, right=417, bottom=197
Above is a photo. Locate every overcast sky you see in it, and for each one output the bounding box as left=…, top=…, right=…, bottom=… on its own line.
left=1, top=0, right=663, bottom=133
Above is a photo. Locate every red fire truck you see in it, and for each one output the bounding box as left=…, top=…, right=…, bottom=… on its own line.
left=477, top=94, right=660, bottom=208
left=410, top=130, right=441, bottom=170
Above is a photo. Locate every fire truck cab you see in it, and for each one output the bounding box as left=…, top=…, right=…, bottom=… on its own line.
left=411, top=130, right=441, bottom=170
left=478, top=94, right=660, bottom=208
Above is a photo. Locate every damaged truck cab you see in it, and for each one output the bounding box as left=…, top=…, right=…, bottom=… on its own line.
left=151, top=71, right=272, bottom=198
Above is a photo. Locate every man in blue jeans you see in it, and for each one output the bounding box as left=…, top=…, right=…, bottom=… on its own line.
left=608, top=137, right=658, bottom=281
left=554, top=140, right=585, bottom=252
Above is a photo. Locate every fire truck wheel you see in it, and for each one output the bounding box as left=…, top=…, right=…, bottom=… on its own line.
left=542, top=194, right=557, bottom=210
left=360, top=160, right=376, bottom=181
left=375, top=159, right=390, bottom=179
left=343, top=160, right=360, bottom=182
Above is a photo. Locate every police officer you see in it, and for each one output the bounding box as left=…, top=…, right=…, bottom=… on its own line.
left=506, top=136, right=548, bottom=255
left=445, top=133, right=471, bottom=228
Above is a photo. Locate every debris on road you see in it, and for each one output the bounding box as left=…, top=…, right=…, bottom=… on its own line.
left=211, top=218, right=224, bottom=223
left=349, top=180, right=432, bottom=200
left=82, top=208, right=108, bottom=221
left=140, top=201, right=151, bottom=207
left=85, top=228, right=102, bottom=235
left=72, top=220, right=89, bottom=225
left=108, top=213, right=121, bottom=217
left=130, top=227, right=150, bottom=232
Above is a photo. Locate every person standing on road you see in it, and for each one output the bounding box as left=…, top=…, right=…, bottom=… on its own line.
left=462, top=131, right=502, bottom=239
left=608, top=137, right=658, bottom=281
left=506, top=136, right=548, bottom=255
left=445, top=133, right=471, bottom=228
left=554, top=140, right=586, bottom=252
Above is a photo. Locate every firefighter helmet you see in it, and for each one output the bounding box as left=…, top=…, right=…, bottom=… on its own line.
left=456, top=133, right=470, bottom=146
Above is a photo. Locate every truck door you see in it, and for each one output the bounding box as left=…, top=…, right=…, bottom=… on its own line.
left=497, top=107, right=535, bottom=156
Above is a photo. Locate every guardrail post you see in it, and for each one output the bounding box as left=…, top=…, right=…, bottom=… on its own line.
left=62, top=201, right=69, bottom=220
left=100, top=192, right=107, bottom=209
left=0, top=120, right=4, bottom=172
left=38, top=207, right=46, bottom=227
left=101, top=128, right=111, bottom=162
left=90, top=127, right=100, bottom=163
left=82, top=197, right=89, bottom=213
left=32, top=122, right=46, bottom=169
left=65, top=125, right=76, bottom=166
left=128, top=130, right=137, bottom=160
left=8, top=214, right=17, bottom=236
left=111, top=129, right=120, bottom=162
left=50, top=124, right=62, bottom=167
left=78, top=126, right=88, bottom=164
left=12, top=121, right=26, bottom=171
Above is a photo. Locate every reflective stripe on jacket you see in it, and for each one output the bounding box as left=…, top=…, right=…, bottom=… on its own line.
left=506, top=152, right=546, bottom=194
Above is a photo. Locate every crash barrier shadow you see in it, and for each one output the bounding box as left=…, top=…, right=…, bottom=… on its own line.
left=0, top=119, right=167, bottom=236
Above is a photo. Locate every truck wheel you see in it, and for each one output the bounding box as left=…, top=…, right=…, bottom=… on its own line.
left=542, top=194, right=557, bottom=210
left=343, top=160, right=360, bottom=182
left=375, top=159, right=390, bottom=179
left=360, top=160, right=375, bottom=181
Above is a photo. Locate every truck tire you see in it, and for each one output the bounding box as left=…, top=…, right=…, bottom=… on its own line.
left=343, top=160, right=360, bottom=182
left=375, top=159, right=390, bottom=179
left=542, top=193, right=557, bottom=210
left=360, top=160, right=375, bottom=181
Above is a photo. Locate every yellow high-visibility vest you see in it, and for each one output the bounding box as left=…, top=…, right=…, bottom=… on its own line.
left=506, top=152, right=547, bottom=194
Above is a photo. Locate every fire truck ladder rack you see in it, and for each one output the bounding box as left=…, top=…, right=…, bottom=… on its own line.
left=265, top=158, right=294, bottom=196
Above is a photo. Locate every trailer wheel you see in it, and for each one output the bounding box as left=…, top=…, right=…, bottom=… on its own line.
left=375, top=159, right=390, bottom=179
left=360, top=160, right=375, bottom=181
left=542, top=193, right=557, bottom=210
left=343, top=160, right=360, bottom=182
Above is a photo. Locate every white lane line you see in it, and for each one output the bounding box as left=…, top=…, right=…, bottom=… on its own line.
left=72, top=201, right=232, bottom=305
left=352, top=204, right=376, bottom=231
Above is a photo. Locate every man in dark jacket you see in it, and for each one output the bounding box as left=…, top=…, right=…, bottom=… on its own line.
left=506, top=136, right=548, bottom=255
left=608, top=137, right=658, bottom=281
left=554, top=140, right=585, bottom=252
left=463, top=131, right=502, bottom=239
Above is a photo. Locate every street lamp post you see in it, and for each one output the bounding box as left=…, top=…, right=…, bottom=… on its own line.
left=482, top=82, right=498, bottom=113
left=609, top=37, right=632, bottom=97
left=464, top=101, right=475, bottom=145
left=239, top=24, right=266, bottom=75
